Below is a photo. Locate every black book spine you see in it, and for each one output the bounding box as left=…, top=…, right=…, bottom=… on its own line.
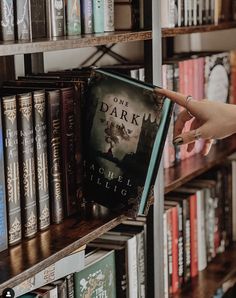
left=46, top=0, right=65, bottom=37
left=15, top=0, right=31, bottom=40
left=185, top=198, right=191, bottom=282
left=33, top=90, right=50, bottom=230
left=2, top=95, right=22, bottom=245
left=60, top=87, right=77, bottom=216
left=0, top=0, right=15, bottom=41
left=29, top=0, right=47, bottom=39
left=17, top=93, right=38, bottom=238
left=46, top=90, right=64, bottom=224
left=81, top=0, right=93, bottom=34
left=115, top=247, right=127, bottom=297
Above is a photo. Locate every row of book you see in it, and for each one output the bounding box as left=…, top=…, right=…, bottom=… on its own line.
left=13, top=220, right=146, bottom=298
left=161, top=0, right=236, bottom=28
left=164, top=162, right=233, bottom=296
left=163, top=50, right=234, bottom=169
left=0, top=0, right=144, bottom=41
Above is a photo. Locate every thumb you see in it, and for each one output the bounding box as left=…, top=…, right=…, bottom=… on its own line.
left=173, top=123, right=210, bottom=146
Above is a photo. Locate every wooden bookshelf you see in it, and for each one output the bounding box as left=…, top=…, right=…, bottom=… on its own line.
left=172, top=244, right=236, bottom=298
left=164, top=136, right=236, bottom=194
left=0, top=31, right=152, bottom=57
left=162, top=21, right=236, bottom=37
left=0, top=204, right=126, bottom=292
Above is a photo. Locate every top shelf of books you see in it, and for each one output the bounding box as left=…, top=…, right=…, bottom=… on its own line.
left=162, top=21, right=236, bottom=37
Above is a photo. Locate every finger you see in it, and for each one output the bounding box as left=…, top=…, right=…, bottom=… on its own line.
left=202, top=139, right=214, bottom=156
left=187, top=119, right=198, bottom=152
left=174, top=109, right=193, bottom=138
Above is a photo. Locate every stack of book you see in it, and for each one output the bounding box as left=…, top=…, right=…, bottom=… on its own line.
left=161, top=0, right=236, bottom=28
left=164, top=163, right=233, bottom=296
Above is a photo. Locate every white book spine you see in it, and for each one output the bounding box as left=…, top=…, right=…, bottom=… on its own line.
left=199, top=0, right=203, bottom=24
left=161, top=0, right=175, bottom=28
left=104, top=0, right=114, bottom=31
left=139, top=68, right=145, bottom=82
left=188, top=0, right=192, bottom=25
left=163, top=212, right=169, bottom=298
left=128, top=236, right=138, bottom=298
left=130, top=69, right=139, bottom=80
left=197, top=190, right=207, bottom=271
left=184, top=0, right=188, bottom=26
left=193, top=0, right=197, bottom=25
left=177, top=0, right=182, bottom=26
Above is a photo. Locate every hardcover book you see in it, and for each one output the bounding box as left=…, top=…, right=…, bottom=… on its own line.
left=66, top=0, right=81, bottom=36
left=29, top=0, right=47, bottom=39
left=0, top=0, right=15, bottom=41
left=16, top=0, right=31, bottom=40
left=81, top=0, right=93, bottom=34
left=104, top=0, right=114, bottom=31
left=46, top=0, right=65, bottom=37
left=93, top=0, right=104, bottom=33
left=84, top=69, right=172, bottom=217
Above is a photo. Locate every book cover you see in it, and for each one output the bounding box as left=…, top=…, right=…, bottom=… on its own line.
left=66, top=0, right=81, bottom=36
left=2, top=95, right=22, bottom=245
left=104, top=0, right=114, bottom=32
left=93, top=0, right=104, bottom=33
left=74, top=250, right=116, bottom=298
left=16, top=0, right=31, bottom=40
left=29, top=0, right=47, bottom=39
left=0, top=101, right=8, bottom=252
left=46, top=0, right=65, bottom=37
left=33, top=90, right=50, bottom=231
left=81, top=0, right=93, bottom=34
left=84, top=69, right=172, bottom=217
left=114, top=2, right=140, bottom=30
left=17, top=92, right=38, bottom=238
left=0, top=0, right=15, bottom=41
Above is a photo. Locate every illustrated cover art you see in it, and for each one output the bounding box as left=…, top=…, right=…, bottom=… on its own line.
left=84, top=69, right=173, bottom=217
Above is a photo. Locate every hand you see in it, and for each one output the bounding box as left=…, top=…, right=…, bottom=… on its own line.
left=155, top=88, right=236, bottom=155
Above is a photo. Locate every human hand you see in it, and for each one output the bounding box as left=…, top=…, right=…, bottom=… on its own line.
left=155, top=88, right=236, bottom=155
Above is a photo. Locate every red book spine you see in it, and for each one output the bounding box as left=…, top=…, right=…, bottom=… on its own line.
left=190, top=194, right=198, bottom=278
left=172, top=206, right=179, bottom=293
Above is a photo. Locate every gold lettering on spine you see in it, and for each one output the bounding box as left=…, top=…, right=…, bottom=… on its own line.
left=23, top=158, right=35, bottom=198
left=38, top=152, right=48, bottom=192
left=7, top=162, right=20, bottom=204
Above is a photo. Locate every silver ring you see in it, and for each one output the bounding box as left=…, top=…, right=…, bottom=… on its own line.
left=186, top=95, right=194, bottom=118
left=194, top=129, right=201, bottom=140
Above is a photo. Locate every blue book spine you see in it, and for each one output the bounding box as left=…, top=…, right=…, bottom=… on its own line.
left=81, top=0, right=93, bottom=34
left=0, top=104, right=8, bottom=252
left=93, top=0, right=104, bottom=33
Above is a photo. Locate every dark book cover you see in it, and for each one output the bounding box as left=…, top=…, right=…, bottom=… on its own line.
left=84, top=69, right=173, bottom=217
left=0, top=100, right=8, bottom=252
left=15, top=0, right=31, bottom=40
left=29, top=0, right=47, bottom=39
left=33, top=90, right=50, bottom=230
left=2, top=95, right=22, bottom=245
left=66, top=0, right=81, bottom=36
left=80, top=0, right=93, bottom=34
left=66, top=274, right=74, bottom=298
left=46, top=89, right=64, bottom=224
left=17, top=92, right=38, bottom=238
left=46, top=0, right=65, bottom=37
left=0, top=0, right=15, bottom=41
left=60, top=87, right=77, bottom=216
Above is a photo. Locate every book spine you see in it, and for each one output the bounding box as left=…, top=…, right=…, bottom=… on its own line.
left=128, top=236, right=138, bottom=298
left=29, top=0, right=47, bottom=39
left=49, top=0, right=65, bottom=37
left=190, top=194, right=198, bottom=278
left=104, top=0, right=114, bottom=31
left=17, top=93, right=38, bottom=238
left=93, top=0, right=104, bottom=33
left=184, top=199, right=191, bottom=282
left=115, top=246, right=127, bottom=297
left=193, top=0, right=197, bottom=25
left=2, top=96, right=22, bottom=245
left=172, top=206, right=179, bottom=293
left=0, top=0, right=15, bottom=41
left=163, top=212, right=169, bottom=298
left=137, top=230, right=146, bottom=298
left=66, top=0, right=81, bottom=36
left=184, top=0, right=188, bottom=26
left=46, top=90, right=64, bottom=224
left=0, top=102, right=8, bottom=252
left=33, top=90, right=50, bottom=231
left=167, top=208, right=173, bottom=294
left=177, top=204, right=184, bottom=286
left=197, top=190, right=207, bottom=271
left=16, top=0, right=31, bottom=40
left=81, top=0, right=93, bottom=34
left=66, top=274, right=74, bottom=298
left=60, top=87, right=77, bottom=216
left=139, top=0, right=144, bottom=29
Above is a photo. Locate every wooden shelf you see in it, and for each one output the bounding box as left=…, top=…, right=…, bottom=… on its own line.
left=173, top=244, right=236, bottom=298
left=0, top=204, right=126, bottom=293
left=0, top=31, right=152, bottom=56
left=164, top=136, right=236, bottom=194
left=162, top=21, right=236, bottom=37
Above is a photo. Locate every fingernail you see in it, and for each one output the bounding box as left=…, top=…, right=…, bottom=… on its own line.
left=173, top=137, right=184, bottom=145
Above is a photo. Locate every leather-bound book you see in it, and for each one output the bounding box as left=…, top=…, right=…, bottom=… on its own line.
left=46, top=0, right=65, bottom=37
left=29, top=0, right=47, bottom=39
left=33, top=90, right=50, bottom=230
left=17, top=92, right=38, bottom=238
left=81, top=0, right=93, bottom=34
left=15, top=0, right=31, bottom=40
left=2, top=95, right=22, bottom=245
left=46, top=89, right=64, bottom=224
left=0, top=0, right=15, bottom=41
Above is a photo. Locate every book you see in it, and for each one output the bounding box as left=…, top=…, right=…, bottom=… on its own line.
left=161, top=0, right=175, bottom=28
left=2, top=95, right=22, bottom=245
left=29, top=0, right=47, bottom=39
left=15, top=0, right=31, bottom=40
left=114, top=1, right=140, bottom=30
left=66, top=0, right=81, bottom=36
left=32, top=90, right=50, bottom=231
left=93, top=0, right=104, bottom=33
left=46, top=0, right=65, bottom=37
left=84, top=69, right=172, bottom=217
left=80, top=0, right=93, bottom=34
left=0, top=0, right=15, bottom=41
left=74, top=250, right=116, bottom=298
left=0, top=101, right=7, bottom=252
left=104, top=0, right=114, bottom=31
left=17, top=92, right=38, bottom=238
left=13, top=247, right=85, bottom=296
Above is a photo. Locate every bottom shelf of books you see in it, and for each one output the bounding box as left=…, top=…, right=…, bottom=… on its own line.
left=0, top=204, right=125, bottom=293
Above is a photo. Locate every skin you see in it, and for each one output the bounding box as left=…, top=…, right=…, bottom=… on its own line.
left=155, top=88, right=236, bottom=156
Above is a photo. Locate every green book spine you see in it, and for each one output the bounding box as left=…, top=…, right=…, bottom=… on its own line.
left=66, top=0, right=81, bottom=35
left=93, top=0, right=104, bottom=33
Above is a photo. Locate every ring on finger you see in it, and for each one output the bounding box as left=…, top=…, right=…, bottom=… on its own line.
left=186, top=95, right=194, bottom=118
left=194, top=129, right=202, bottom=140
